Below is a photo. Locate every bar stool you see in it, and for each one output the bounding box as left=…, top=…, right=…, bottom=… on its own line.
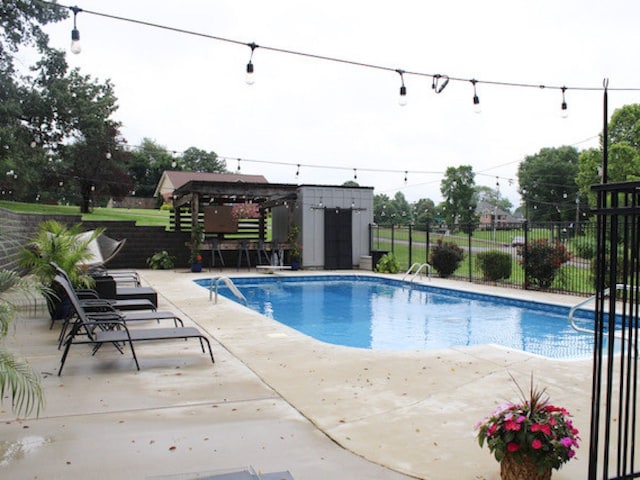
left=211, top=238, right=225, bottom=269
left=257, top=240, right=271, bottom=265
left=237, top=240, right=251, bottom=270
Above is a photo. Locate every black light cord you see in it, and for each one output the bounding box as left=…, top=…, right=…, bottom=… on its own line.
left=38, top=0, right=640, bottom=94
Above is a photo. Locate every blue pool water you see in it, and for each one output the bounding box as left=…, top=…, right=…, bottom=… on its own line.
left=196, top=275, right=606, bottom=359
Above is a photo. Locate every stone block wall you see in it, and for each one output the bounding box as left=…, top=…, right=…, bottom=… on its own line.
left=0, top=208, right=190, bottom=271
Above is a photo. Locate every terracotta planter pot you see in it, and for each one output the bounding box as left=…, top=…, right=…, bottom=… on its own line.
left=500, top=454, right=551, bottom=480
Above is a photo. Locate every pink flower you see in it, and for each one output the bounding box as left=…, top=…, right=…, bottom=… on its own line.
left=507, top=442, right=520, bottom=452
left=516, top=415, right=526, bottom=423
left=561, top=437, right=573, bottom=448
left=531, top=439, right=543, bottom=450
left=505, top=419, right=521, bottom=431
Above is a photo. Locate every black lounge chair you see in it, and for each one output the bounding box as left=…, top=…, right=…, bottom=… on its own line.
left=54, top=275, right=215, bottom=375
left=53, top=270, right=185, bottom=348
left=52, top=263, right=156, bottom=313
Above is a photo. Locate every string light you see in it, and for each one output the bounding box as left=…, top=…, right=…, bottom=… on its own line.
left=471, top=79, right=481, bottom=113
left=295, top=164, right=300, bottom=178
left=561, top=86, right=568, bottom=119
left=43, top=0, right=640, bottom=120
left=353, top=168, right=358, bottom=180
left=70, top=6, right=82, bottom=54
left=245, top=42, right=258, bottom=85
left=396, top=69, right=407, bottom=106
left=236, top=159, right=241, bottom=173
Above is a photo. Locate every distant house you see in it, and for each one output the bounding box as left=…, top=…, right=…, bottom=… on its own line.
left=153, top=171, right=269, bottom=204
left=476, top=200, right=522, bottom=229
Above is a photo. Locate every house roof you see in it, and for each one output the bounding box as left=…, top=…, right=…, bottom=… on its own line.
left=153, top=171, right=269, bottom=199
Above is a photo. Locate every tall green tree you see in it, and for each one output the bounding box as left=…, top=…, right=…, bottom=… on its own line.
left=440, top=165, right=477, bottom=230
left=179, top=147, right=226, bottom=173
left=126, top=138, right=175, bottom=198
left=0, top=2, right=67, bottom=202
left=518, top=146, right=580, bottom=222
left=576, top=104, right=640, bottom=207
left=412, top=198, right=436, bottom=229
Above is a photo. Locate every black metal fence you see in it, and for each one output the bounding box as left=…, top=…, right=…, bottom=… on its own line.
left=369, top=221, right=597, bottom=296
left=588, top=181, right=640, bottom=479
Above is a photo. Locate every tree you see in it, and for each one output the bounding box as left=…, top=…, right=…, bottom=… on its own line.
left=0, top=3, right=67, bottom=203
left=518, top=146, right=580, bottom=222
left=374, top=194, right=396, bottom=224
left=576, top=105, right=640, bottom=205
left=440, top=165, right=477, bottom=230
left=50, top=70, right=132, bottom=212
left=412, top=198, right=436, bottom=229
left=475, top=185, right=513, bottom=214
left=127, top=138, right=175, bottom=198
left=179, top=147, right=226, bottom=173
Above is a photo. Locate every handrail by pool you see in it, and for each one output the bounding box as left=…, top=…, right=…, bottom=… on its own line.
left=568, top=284, right=630, bottom=336
left=209, top=276, right=247, bottom=305
left=403, top=263, right=431, bottom=282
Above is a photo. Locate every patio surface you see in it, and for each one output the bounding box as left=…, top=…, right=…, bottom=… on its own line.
left=0, top=269, right=594, bottom=479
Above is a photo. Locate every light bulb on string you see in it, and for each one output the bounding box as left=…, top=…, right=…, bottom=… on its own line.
left=295, top=164, right=300, bottom=179
left=396, top=69, right=407, bottom=106
left=236, top=159, right=241, bottom=173
left=560, top=86, right=568, bottom=119
left=353, top=168, right=358, bottom=180
left=471, top=79, right=481, bottom=113
left=245, top=42, right=258, bottom=85
left=404, top=171, right=408, bottom=184
left=70, top=6, right=82, bottom=54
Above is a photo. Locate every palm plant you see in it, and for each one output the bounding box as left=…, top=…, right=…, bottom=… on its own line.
left=0, top=264, right=43, bottom=417
left=19, top=220, right=102, bottom=318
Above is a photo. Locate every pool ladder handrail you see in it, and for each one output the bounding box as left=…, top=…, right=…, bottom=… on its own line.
left=568, top=283, right=631, bottom=337
left=403, top=262, right=431, bottom=282
left=209, top=275, right=248, bottom=305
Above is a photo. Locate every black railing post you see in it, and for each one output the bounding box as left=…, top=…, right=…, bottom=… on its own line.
left=426, top=220, right=431, bottom=265
left=523, top=220, right=529, bottom=290
left=391, top=224, right=395, bottom=254
left=468, top=223, right=472, bottom=282
left=408, top=224, right=413, bottom=267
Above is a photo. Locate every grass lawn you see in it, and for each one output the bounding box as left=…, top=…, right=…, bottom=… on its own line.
left=0, top=200, right=170, bottom=227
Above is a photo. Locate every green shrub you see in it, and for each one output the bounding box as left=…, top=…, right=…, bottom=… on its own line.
left=520, top=239, right=571, bottom=289
left=430, top=240, right=464, bottom=278
left=160, top=203, right=173, bottom=211
left=146, top=250, right=175, bottom=270
left=476, top=250, right=512, bottom=281
left=571, top=236, right=597, bottom=260
left=375, top=252, right=401, bottom=274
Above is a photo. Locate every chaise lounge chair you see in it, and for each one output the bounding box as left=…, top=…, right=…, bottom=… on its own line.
left=54, top=275, right=215, bottom=375
left=53, top=270, right=185, bottom=347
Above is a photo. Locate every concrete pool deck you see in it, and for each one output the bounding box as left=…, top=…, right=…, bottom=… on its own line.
left=1, top=269, right=594, bottom=479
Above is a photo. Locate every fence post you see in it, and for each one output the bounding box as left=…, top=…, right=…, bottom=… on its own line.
left=523, top=220, right=529, bottom=290
left=408, top=224, right=413, bottom=267
left=426, top=220, right=430, bottom=265
left=468, top=224, right=472, bottom=282
left=391, top=224, right=395, bottom=254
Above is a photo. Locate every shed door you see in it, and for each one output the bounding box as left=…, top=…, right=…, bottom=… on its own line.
left=324, top=208, right=352, bottom=269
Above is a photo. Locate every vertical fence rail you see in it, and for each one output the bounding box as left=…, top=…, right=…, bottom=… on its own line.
left=369, top=220, right=597, bottom=296
left=588, top=181, right=640, bottom=479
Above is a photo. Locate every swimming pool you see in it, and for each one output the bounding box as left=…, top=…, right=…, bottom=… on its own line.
left=196, top=275, right=605, bottom=359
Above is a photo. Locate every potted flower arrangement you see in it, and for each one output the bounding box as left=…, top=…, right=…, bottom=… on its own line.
left=288, top=224, right=302, bottom=270
left=231, top=201, right=260, bottom=220
left=190, top=223, right=205, bottom=272
left=476, top=378, right=580, bottom=480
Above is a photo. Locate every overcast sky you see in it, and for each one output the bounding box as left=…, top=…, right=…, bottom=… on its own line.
left=37, top=0, right=640, bottom=206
